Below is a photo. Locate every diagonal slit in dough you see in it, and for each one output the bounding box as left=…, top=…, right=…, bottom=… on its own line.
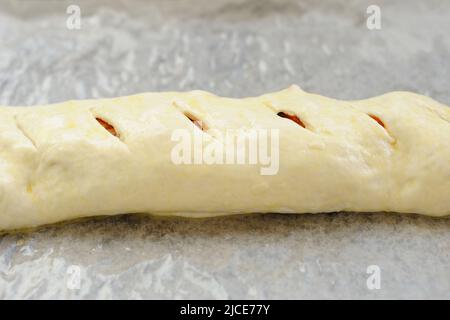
left=172, top=101, right=209, bottom=132
left=367, top=114, right=396, bottom=144
left=14, top=115, right=37, bottom=150
left=277, top=111, right=306, bottom=128
left=264, top=102, right=308, bottom=129
left=92, top=113, right=130, bottom=149
left=90, top=109, right=122, bottom=140
left=183, top=112, right=208, bottom=131
left=95, top=117, right=119, bottom=137
left=368, top=114, right=386, bottom=128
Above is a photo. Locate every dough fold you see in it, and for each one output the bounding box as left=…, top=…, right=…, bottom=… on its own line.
left=0, top=85, right=449, bottom=230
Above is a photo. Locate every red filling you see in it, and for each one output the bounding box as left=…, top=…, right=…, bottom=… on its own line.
left=277, top=111, right=306, bottom=128
left=368, top=114, right=386, bottom=128
left=96, top=118, right=118, bottom=137
left=185, top=113, right=207, bottom=131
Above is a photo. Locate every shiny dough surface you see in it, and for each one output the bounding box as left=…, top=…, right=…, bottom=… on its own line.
left=0, top=85, right=449, bottom=231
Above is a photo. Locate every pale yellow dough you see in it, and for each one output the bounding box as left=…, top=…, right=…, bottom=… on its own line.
left=0, top=85, right=449, bottom=230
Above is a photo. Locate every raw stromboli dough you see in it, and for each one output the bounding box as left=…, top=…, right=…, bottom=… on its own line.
left=0, top=85, right=449, bottom=230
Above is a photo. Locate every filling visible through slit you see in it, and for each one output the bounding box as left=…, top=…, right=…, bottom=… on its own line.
left=184, top=112, right=208, bottom=131
left=277, top=111, right=306, bottom=128
left=368, top=114, right=395, bottom=143
left=96, top=117, right=119, bottom=137
left=368, top=114, right=386, bottom=128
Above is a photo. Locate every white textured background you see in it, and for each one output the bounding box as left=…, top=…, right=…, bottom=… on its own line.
left=0, top=0, right=449, bottom=299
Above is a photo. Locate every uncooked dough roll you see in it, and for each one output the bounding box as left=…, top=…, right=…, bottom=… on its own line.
left=0, top=85, right=449, bottom=230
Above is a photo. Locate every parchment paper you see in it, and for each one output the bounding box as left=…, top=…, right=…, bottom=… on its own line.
left=0, top=0, right=449, bottom=299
